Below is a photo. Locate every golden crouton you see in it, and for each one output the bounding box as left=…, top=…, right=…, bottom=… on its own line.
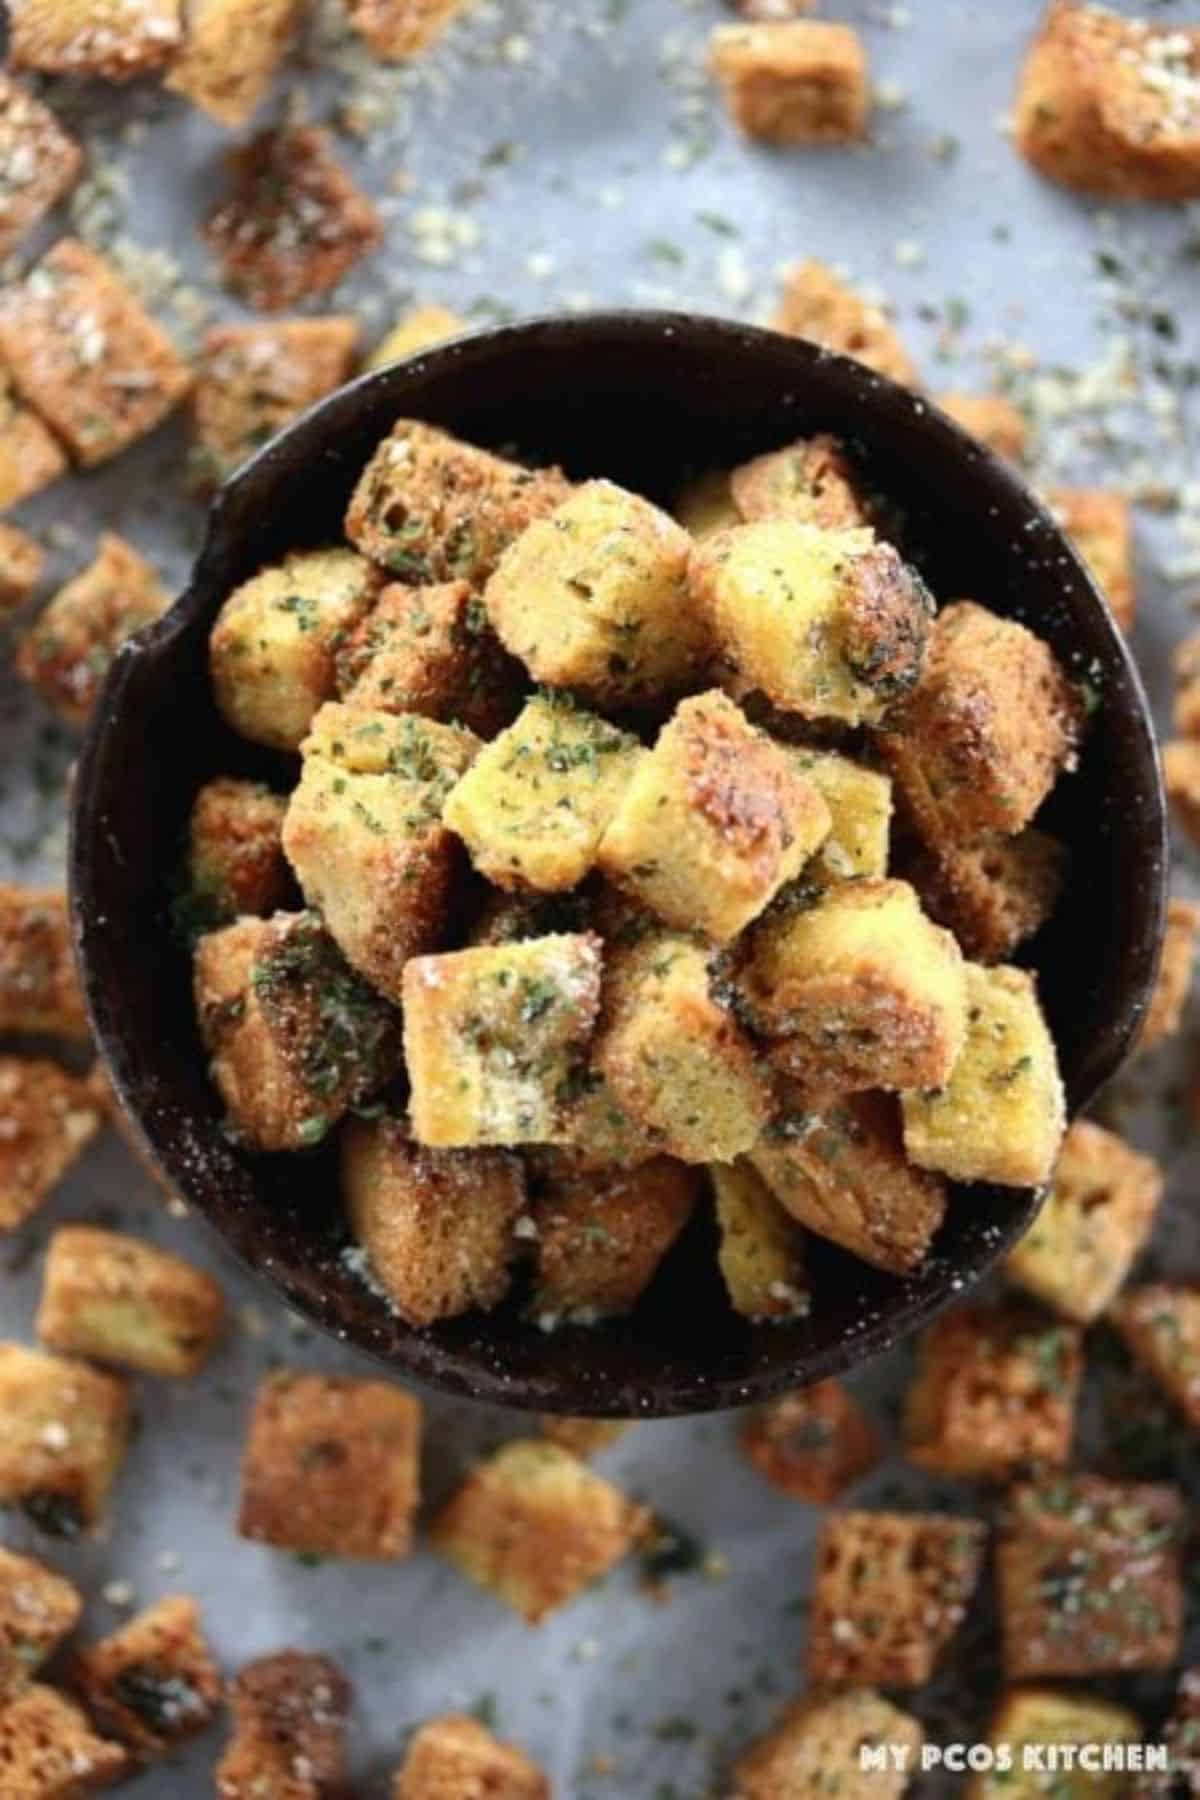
left=485, top=479, right=711, bottom=708
left=740, top=1379, right=879, bottom=1503
left=540, top=1417, right=632, bottom=1459
left=709, top=20, right=870, bottom=146
left=17, top=534, right=168, bottom=729
left=559, top=1067, right=662, bottom=1173
left=1112, top=1283, right=1200, bottom=1430
left=674, top=470, right=742, bottom=541
left=968, top=1689, right=1141, bottom=1800
left=7, top=0, right=180, bottom=76
left=0, top=887, right=89, bottom=1040
left=0, top=522, right=43, bottom=616
left=533, top=1157, right=699, bottom=1324
left=712, top=1159, right=809, bottom=1322
left=444, top=695, right=643, bottom=894
left=1139, top=895, right=1198, bottom=1052
left=194, top=911, right=402, bottom=1152
left=735, top=1689, right=923, bottom=1800
left=0, top=374, right=67, bottom=512
left=341, top=1116, right=524, bottom=1325
left=187, top=778, right=291, bottom=928
left=1164, top=736, right=1200, bottom=846
left=282, top=704, right=478, bottom=1001
left=0, top=1059, right=103, bottom=1234
left=36, top=1226, right=224, bottom=1378
left=1048, top=487, right=1135, bottom=631
left=69, top=1595, right=222, bottom=1761
left=0, top=240, right=191, bottom=468
left=807, top=1510, right=985, bottom=1686
left=190, top=317, right=358, bottom=487
left=772, top=259, right=916, bottom=386
left=0, top=1344, right=130, bottom=1537
left=166, top=0, right=301, bottom=127
left=209, top=546, right=378, bottom=751
left=691, top=522, right=931, bottom=726
left=1005, top=1119, right=1162, bottom=1322
left=0, top=1682, right=127, bottom=1795
left=731, top=433, right=874, bottom=533
left=901, top=962, right=1065, bottom=1189
left=393, top=1712, right=548, bottom=1800
left=366, top=304, right=465, bottom=370
left=216, top=1651, right=351, bottom=1800
left=997, top=1475, right=1183, bottom=1678
left=903, top=828, right=1067, bottom=964
left=430, top=1439, right=647, bottom=1624
left=403, top=934, right=603, bottom=1149
left=903, top=1304, right=1082, bottom=1480
left=347, top=0, right=469, bottom=60
left=0, top=76, right=83, bottom=259
left=203, top=126, right=382, bottom=311
left=937, top=390, right=1029, bottom=463
left=0, top=1548, right=81, bottom=1703
left=786, top=749, right=892, bottom=882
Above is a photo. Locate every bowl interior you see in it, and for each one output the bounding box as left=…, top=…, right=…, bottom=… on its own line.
left=70, top=313, right=1166, bottom=1416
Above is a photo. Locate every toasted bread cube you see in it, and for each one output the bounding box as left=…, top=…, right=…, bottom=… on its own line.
left=772, top=259, right=916, bottom=385
left=968, top=1689, right=1142, bottom=1800
left=0, top=1683, right=127, bottom=1795
left=533, top=1156, right=699, bottom=1324
left=1142, top=1669, right=1200, bottom=1800
left=69, top=1595, right=221, bottom=1761
left=36, top=1226, right=223, bottom=1378
left=347, top=0, right=469, bottom=60
left=445, top=695, right=643, bottom=893
left=403, top=934, right=602, bottom=1149
left=187, top=778, right=290, bottom=928
left=735, top=1689, right=923, bottom=1800
left=709, top=20, right=869, bottom=146
left=1165, top=736, right=1200, bottom=845
left=0, top=887, right=89, bottom=1041
left=0, top=1548, right=81, bottom=1703
left=166, top=0, right=301, bottom=127
left=711, top=1160, right=809, bottom=1322
left=17, top=534, right=168, bottom=729
left=0, top=376, right=67, bottom=511
left=0, top=1344, right=130, bottom=1537
left=216, top=1652, right=351, bottom=1800
left=0, top=1059, right=104, bottom=1234
left=342, top=1116, right=523, bottom=1325
left=0, top=241, right=190, bottom=468
left=366, top=304, right=464, bottom=370
left=209, top=546, right=378, bottom=751
left=751, top=1088, right=946, bottom=1274
left=902, top=963, right=1065, bottom=1188
left=1140, top=895, right=1198, bottom=1051
left=0, top=77, right=83, bottom=260
left=558, top=1067, right=663, bottom=1172
left=194, top=911, right=401, bottom=1152
left=782, top=750, right=891, bottom=883
left=1112, top=1283, right=1200, bottom=1430
left=1173, top=629, right=1200, bottom=736
left=807, top=1510, right=985, bottom=1686
left=0, top=522, right=43, bottom=616
left=937, top=390, right=1029, bottom=463
left=467, top=885, right=599, bottom=948
left=997, top=1475, right=1183, bottom=1677
left=393, top=1712, right=548, bottom=1800
left=431, top=1439, right=647, bottom=1624
left=540, top=1417, right=632, bottom=1458
left=674, top=470, right=742, bottom=541
left=904, top=828, right=1067, bottom=964
left=731, top=433, right=874, bottom=533
left=691, top=522, right=931, bottom=726
left=484, top=479, right=710, bottom=708
left=190, top=317, right=358, bottom=487
left=7, top=0, right=180, bottom=75
left=204, top=126, right=381, bottom=311
left=740, top=1380, right=879, bottom=1503
left=1006, top=1119, right=1161, bottom=1322
left=903, top=1304, right=1082, bottom=1481
left=1048, top=487, right=1135, bottom=631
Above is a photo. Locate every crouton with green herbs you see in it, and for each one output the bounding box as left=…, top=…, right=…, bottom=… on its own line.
left=187, top=778, right=291, bottom=927
left=968, top=1689, right=1142, bottom=1800
left=734, top=1688, right=923, bottom=1800
left=903, top=828, right=1067, bottom=964
left=7, top=0, right=180, bottom=76
left=0, top=1344, right=130, bottom=1537
left=0, top=1682, right=127, bottom=1796
left=0, top=1548, right=81, bottom=1704
left=69, top=1595, right=222, bottom=1762
left=1139, top=895, right=1197, bottom=1052
left=0, top=887, right=89, bottom=1041
left=0, top=1060, right=104, bottom=1234
left=708, top=20, right=870, bottom=145
left=216, top=1652, right=351, bottom=1800
left=0, top=523, right=43, bottom=616
left=366, top=304, right=464, bottom=370
left=37, top=1226, right=224, bottom=1379
left=740, top=1379, right=879, bottom=1504
left=393, top=1712, right=548, bottom=1799
left=784, top=749, right=892, bottom=882
left=0, top=76, right=83, bottom=259
left=1049, top=486, right=1135, bottom=631
left=0, top=376, right=67, bottom=512
left=166, top=0, right=301, bottom=127
left=937, top=390, right=1029, bottom=463
left=17, top=535, right=168, bottom=728
left=711, top=1159, right=809, bottom=1322
left=540, top=1417, right=632, bottom=1459
left=771, top=259, right=916, bottom=385
left=1111, top=1283, right=1200, bottom=1431
left=730, top=434, right=874, bottom=533
left=533, top=1156, right=699, bottom=1324
left=190, top=317, right=358, bottom=486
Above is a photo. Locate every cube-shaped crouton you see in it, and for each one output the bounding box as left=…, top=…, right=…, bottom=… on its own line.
left=204, top=127, right=381, bottom=311
left=1006, top=1119, right=1161, bottom=1322
left=190, top=317, right=358, bottom=487
left=967, top=1689, right=1141, bottom=1800
left=711, top=1160, right=809, bottom=1322
left=740, top=1379, right=879, bottom=1503
left=194, top=911, right=402, bottom=1152
left=735, top=1689, right=923, bottom=1800
left=216, top=1652, right=351, bottom=1800
left=484, top=479, right=710, bottom=708
left=239, top=1369, right=421, bottom=1560
left=0, top=77, right=83, bottom=259
left=70, top=1595, right=222, bottom=1761
left=997, top=1475, right=1183, bottom=1677
left=187, top=778, right=291, bottom=929
left=1048, top=487, right=1135, bottom=631
left=366, top=304, right=464, bottom=370
left=709, top=20, right=870, bottom=146
left=341, top=1115, right=524, bottom=1325
left=594, top=931, right=771, bottom=1163
left=1174, top=629, right=1200, bottom=736
left=675, top=470, right=742, bottom=542
left=1140, top=895, right=1198, bottom=1052
left=0, top=376, right=66, bottom=512
left=282, top=703, right=479, bottom=1001
left=1145, top=1670, right=1200, bottom=1800
left=0, top=1059, right=104, bottom=1233
left=903, top=1304, right=1083, bottom=1480
left=209, top=546, right=378, bottom=751
left=730, top=433, right=873, bottom=533
left=0, top=1548, right=81, bottom=1703
left=540, top=1417, right=632, bottom=1459
left=786, top=749, right=892, bottom=882
left=1165, top=737, right=1200, bottom=846
left=691, top=522, right=931, bottom=726
left=0, top=1683, right=127, bottom=1795
left=807, top=1510, right=985, bottom=1686
left=901, top=962, right=1065, bottom=1189
left=166, top=0, right=301, bottom=127
left=0, top=887, right=89, bottom=1040
left=0, top=1344, right=130, bottom=1537
left=403, top=934, right=603, bottom=1148
left=444, top=695, right=643, bottom=893
left=532, top=1156, right=699, bottom=1325
left=1112, top=1283, right=1200, bottom=1430
left=937, top=390, right=1029, bottom=463
left=0, top=240, right=190, bottom=468
left=17, top=534, right=168, bottom=728
left=431, top=1439, right=647, bottom=1624
left=904, top=828, right=1067, bottom=964
left=751, top=1088, right=946, bottom=1274
left=772, top=259, right=916, bottom=386
left=7, top=0, right=180, bottom=75
left=37, top=1226, right=224, bottom=1378
left=393, top=1713, right=548, bottom=1800
left=0, top=523, right=43, bottom=616
left=467, top=886, right=598, bottom=949
left=559, top=1068, right=662, bottom=1173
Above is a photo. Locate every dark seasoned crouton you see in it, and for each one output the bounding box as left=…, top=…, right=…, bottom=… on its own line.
left=902, top=828, right=1067, bottom=963
left=740, top=1379, right=880, bottom=1503
left=532, top=1157, right=699, bottom=1325
left=187, top=778, right=291, bottom=927
left=17, top=535, right=168, bottom=728
left=0, top=1060, right=105, bottom=1234
left=190, top=317, right=358, bottom=486
left=0, top=887, right=89, bottom=1040
left=216, top=1651, right=351, bottom=1799
left=0, top=1548, right=81, bottom=1703
left=69, top=1595, right=222, bottom=1761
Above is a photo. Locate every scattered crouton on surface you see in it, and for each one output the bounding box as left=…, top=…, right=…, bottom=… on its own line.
left=0, top=522, right=43, bottom=616
left=532, top=1156, right=699, bottom=1324
left=0, top=1682, right=127, bottom=1796
left=1139, top=895, right=1198, bottom=1051
left=709, top=20, right=870, bottom=146
left=712, top=1159, right=809, bottom=1322
left=968, top=1688, right=1142, bottom=1800
left=166, top=0, right=302, bottom=127
left=0, top=76, right=83, bottom=259
left=734, top=1688, right=923, bottom=1800
left=0, top=887, right=90, bottom=1041
left=730, top=433, right=874, bottom=532
left=740, top=1379, right=879, bottom=1503
left=37, top=1226, right=224, bottom=1378
left=70, top=1595, right=222, bottom=1761
left=187, top=778, right=291, bottom=928
left=1164, top=737, right=1200, bottom=845
left=937, top=390, right=1029, bottom=462
left=1048, top=486, right=1135, bottom=631
left=772, top=258, right=916, bottom=384
left=540, top=1417, right=633, bottom=1459
left=7, top=0, right=181, bottom=76
left=0, top=375, right=67, bottom=512
left=393, top=1712, right=549, bottom=1800
left=348, top=0, right=471, bottom=61
left=17, top=534, right=168, bottom=728
left=0, top=1343, right=130, bottom=1537
left=366, top=304, right=465, bottom=369
left=0, top=1547, right=81, bottom=1704
left=0, top=1059, right=103, bottom=1234
left=902, top=828, right=1067, bottom=964
left=1174, top=629, right=1200, bottom=736
left=1111, top=1283, right=1200, bottom=1430
left=216, top=1651, right=351, bottom=1800
left=191, top=317, right=358, bottom=486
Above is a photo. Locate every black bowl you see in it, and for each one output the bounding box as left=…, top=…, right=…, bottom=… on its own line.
left=69, top=312, right=1167, bottom=1417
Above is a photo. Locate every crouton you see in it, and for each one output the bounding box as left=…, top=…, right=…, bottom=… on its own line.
left=209, top=546, right=378, bottom=751
left=709, top=20, right=870, bottom=145
left=1006, top=1119, right=1162, bottom=1322
left=216, top=1652, right=351, bottom=1800
left=1139, top=895, right=1198, bottom=1051
left=772, top=259, right=916, bottom=385
left=1164, top=737, right=1200, bottom=845
left=36, top=1226, right=223, bottom=1378
left=187, top=778, right=291, bottom=928
left=366, top=304, right=464, bottom=370
left=734, top=1689, right=923, bottom=1800
left=393, top=1713, right=549, bottom=1800
left=712, top=1159, right=810, bottom=1322
left=0, top=1683, right=127, bottom=1795
left=731, top=433, right=874, bottom=532
left=0, top=375, right=67, bottom=511
left=937, top=390, right=1029, bottom=463
left=430, top=1439, right=647, bottom=1624
left=466, top=886, right=598, bottom=948
left=190, top=317, right=358, bottom=487
left=166, top=0, right=301, bottom=127
left=785, top=749, right=892, bottom=882
left=691, top=522, right=931, bottom=726
left=0, top=77, right=83, bottom=260
left=402, top=934, right=602, bottom=1148
left=540, top=1417, right=632, bottom=1459
left=532, top=1156, right=699, bottom=1324
left=0, top=887, right=89, bottom=1040
left=807, top=1510, right=985, bottom=1685
left=0, top=1060, right=103, bottom=1234
left=559, top=1067, right=662, bottom=1173
left=1112, top=1283, right=1200, bottom=1430
left=17, top=534, right=168, bottom=728
left=485, top=479, right=711, bottom=707
left=0, top=1344, right=130, bottom=1537
left=69, top=1595, right=221, bottom=1761
left=674, top=470, right=742, bottom=541
left=0, top=240, right=190, bottom=467
left=7, top=0, right=180, bottom=76
left=341, top=1116, right=524, bottom=1325
left=347, top=0, right=470, bottom=60
left=1173, top=628, right=1200, bottom=735
left=968, top=1689, right=1142, bottom=1800
left=1141, top=1670, right=1200, bottom=1800
left=194, top=911, right=402, bottom=1152
left=0, top=522, right=43, bottom=616
left=902, top=828, right=1067, bottom=963
left=238, top=1369, right=421, bottom=1560
left=1048, top=487, right=1135, bottom=631
left=740, top=1379, right=879, bottom=1503
left=0, top=1548, right=81, bottom=1703
left=203, top=126, right=381, bottom=311
left=997, top=1475, right=1183, bottom=1677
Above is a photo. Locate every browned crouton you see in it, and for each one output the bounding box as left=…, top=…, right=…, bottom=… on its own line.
left=0, top=1060, right=104, bottom=1233
left=1174, top=630, right=1200, bottom=736
left=735, top=1688, right=923, bottom=1800
left=7, top=0, right=181, bottom=76
left=0, top=76, right=83, bottom=259
left=938, top=391, right=1029, bottom=463
left=730, top=433, right=873, bottom=531
left=0, top=1682, right=127, bottom=1795
left=540, top=1417, right=632, bottom=1459
left=37, top=1227, right=224, bottom=1378
left=366, top=304, right=464, bottom=370
left=532, top=1157, right=699, bottom=1325
left=69, top=1595, right=222, bottom=1761
left=902, top=828, right=1067, bottom=963
left=772, top=259, right=915, bottom=385
left=393, top=1712, right=548, bottom=1798
left=708, top=20, right=870, bottom=146
left=1164, top=737, right=1200, bottom=845
left=712, top=1159, right=809, bottom=1322
left=17, top=535, right=168, bottom=728
left=740, top=1379, right=879, bottom=1503
left=191, top=317, right=358, bottom=486
left=166, top=0, right=302, bottom=127
left=0, top=1548, right=81, bottom=1703
left=0, top=1344, right=130, bottom=1536
left=0, top=376, right=67, bottom=511
left=187, top=778, right=291, bottom=928
left=0, top=523, right=43, bottom=615
left=1111, top=1283, right=1200, bottom=1431
left=347, top=0, right=471, bottom=60
left=1139, top=896, right=1198, bottom=1051
left=1141, top=1669, right=1200, bottom=1800
left=0, top=887, right=89, bottom=1040
left=216, top=1651, right=351, bottom=1800
left=1048, top=487, right=1135, bottom=631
